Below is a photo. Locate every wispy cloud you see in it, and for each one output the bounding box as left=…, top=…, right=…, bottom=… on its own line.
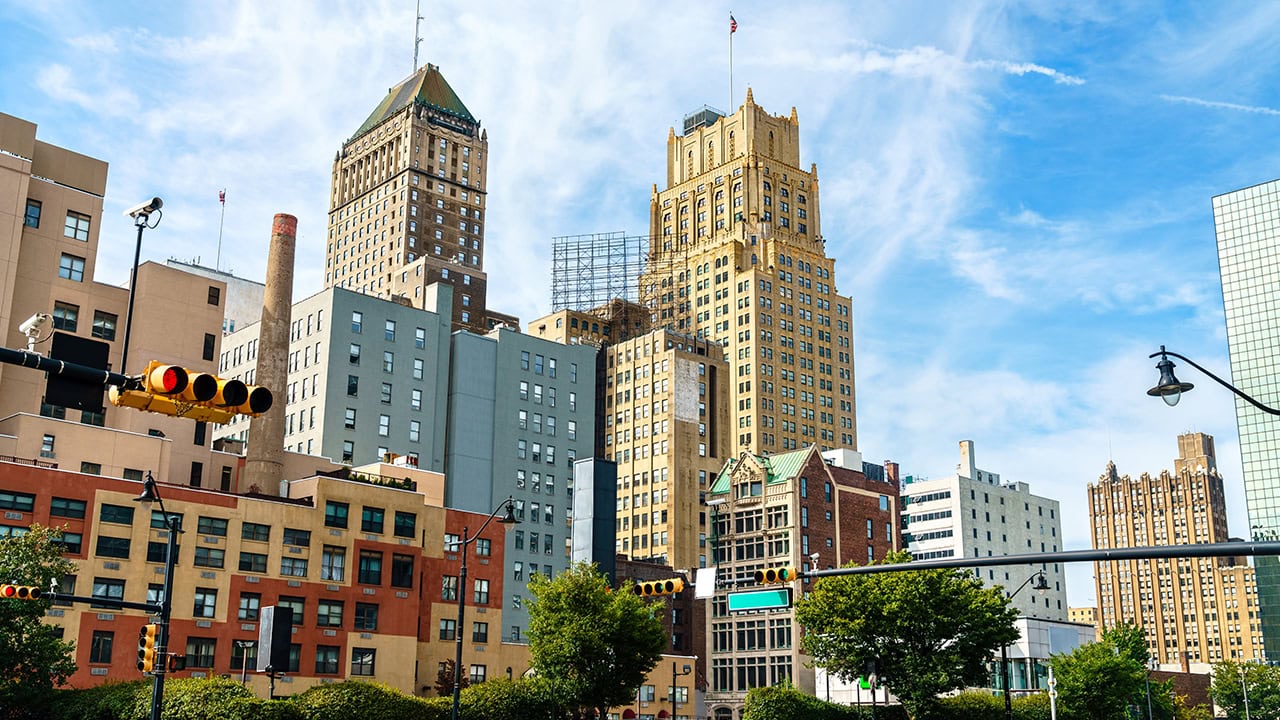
left=971, top=59, right=1084, bottom=85
left=1160, top=94, right=1280, bottom=117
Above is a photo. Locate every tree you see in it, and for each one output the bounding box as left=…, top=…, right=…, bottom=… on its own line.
left=1050, top=623, right=1171, bottom=720
left=431, top=658, right=469, bottom=697
left=0, top=525, right=77, bottom=718
left=527, top=562, right=666, bottom=720
left=1211, top=661, right=1280, bottom=720
left=793, top=551, right=1019, bottom=719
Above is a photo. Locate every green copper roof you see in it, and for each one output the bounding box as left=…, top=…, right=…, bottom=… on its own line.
left=709, top=447, right=816, bottom=495
left=350, top=64, right=476, bottom=141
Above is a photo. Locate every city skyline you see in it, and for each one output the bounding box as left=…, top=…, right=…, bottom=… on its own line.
left=3, top=1, right=1280, bottom=606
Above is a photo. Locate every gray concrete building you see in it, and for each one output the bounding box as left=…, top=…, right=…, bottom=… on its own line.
left=446, top=326, right=599, bottom=640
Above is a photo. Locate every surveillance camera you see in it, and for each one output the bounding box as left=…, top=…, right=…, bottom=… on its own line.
left=124, top=197, right=163, bottom=218
left=19, top=312, right=50, bottom=335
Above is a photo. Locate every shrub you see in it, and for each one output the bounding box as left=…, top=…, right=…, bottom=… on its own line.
left=49, top=681, right=148, bottom=720
left=929, top=691, right=1001, bottom=720
left=126, top=677, right=256, bottom=720
left=289, top=681, right=443, bottom=720
left=458, top=677, right=561, bottom=720
left=1012, top=692, right=1051, bottom=720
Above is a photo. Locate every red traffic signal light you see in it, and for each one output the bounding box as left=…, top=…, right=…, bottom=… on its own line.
left=0, top=584, right=42, bottom=600
left=632, top=578, right=685, bottom=597
left=753, top=567, right=799, bottom=584
left=137, top=623, right=158, bottom=673
left=112, top=361, right=273, bottom=423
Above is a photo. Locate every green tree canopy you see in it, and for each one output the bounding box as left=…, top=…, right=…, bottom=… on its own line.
left=527, top=561, right=666, bottom=720
left=1050, top=623, right=1173, bottom=720
left=1212, top=662, right=1280, bottom=720
left=0, top=524, right=78, bottom=717
left=793, top=551, right=1019, bottom=719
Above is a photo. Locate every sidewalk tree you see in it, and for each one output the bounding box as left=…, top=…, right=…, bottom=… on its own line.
left=1212, top=662, right=1280, bottom=720
left=0, top=524, right=77, bottom=716
left=1050, top=623, right=1166, bottom=720
left=527, top=561, right=666, bottom=720
left=793, top=551, right=1019, bottom=719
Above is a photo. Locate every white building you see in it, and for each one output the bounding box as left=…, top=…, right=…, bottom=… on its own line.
left=901, top=440, right=1068, bottom=621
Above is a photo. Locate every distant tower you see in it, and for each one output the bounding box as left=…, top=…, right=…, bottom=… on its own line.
left=639, top=90, right=857, bottom=456
left=327, top=64, right=512, bottom=332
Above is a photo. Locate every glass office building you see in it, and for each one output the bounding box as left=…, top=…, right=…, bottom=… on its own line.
left=1215, top=179, right=1280, bottom=662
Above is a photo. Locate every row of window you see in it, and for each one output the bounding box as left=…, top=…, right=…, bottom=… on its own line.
left=25, top=199, right=90, bottom=241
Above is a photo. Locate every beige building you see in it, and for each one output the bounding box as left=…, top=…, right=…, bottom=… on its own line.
left=0, top=112, right=244, bottom=491
left=639, top=91, right=856, bottom=456
left=326, top=63, right=516, bottom=333
left=605, top=328, right=730, bottom=571
left=1068, top=606, right=1098, bottom=636
left=1089, top=433, right=1265, bottom=664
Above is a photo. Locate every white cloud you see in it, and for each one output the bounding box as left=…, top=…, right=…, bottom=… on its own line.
left=1160, top=94, right=1280, bottom=117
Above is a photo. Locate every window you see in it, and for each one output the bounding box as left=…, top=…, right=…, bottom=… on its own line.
left=391, top=554, right=414, bottom=588
left=23, top=199, right=41, bottom=228
left=469, top=665, right=487, bottom=684
left=197, top=516, right=228, bottom=536
left=58, top=253, right=85, bottom=281
left=384, top=319, right=396, bottom=341
left=185, top=638, right=216, bottom=669
left=239, top=552, right=267, bottom=573
left=95, top=535, right=130, bottom=559
left=56, top=531, right=82, bottom=554
left=324, top=501, right=349, bottom=528
left=413, top=358, right=424, bottom=379
left=415, top=327, right=426, bottom=348
left=280, top=557, right=308, bottom=577
left=282, top=527, right=311, bottom=547
left=208, top=286, right=221, bottom=305
left=64, top=211, right=91, bottom=241
left=394, top=512, right=416, bottom=538
left=202, top=333, right=216, bottom=361
left=380, top=383, right=392, bottom=403
left=383, top=351, right=394, bottom=373
left=378, top=414, right=390, bottom=437
left=278, top=596, right=305, bottom=626
left=347, top=375, right=359, bottom=397
left=89, top=630, right=113, bottom=663
left=411, top=388, right=422, bottom=410
left=238, top=592, right=261, bottom=621
left=315, top=645, right=340, bottom=674
left=50, top=497, right=86, bottom=519
left=317, top=599, right=344, bottom=627
left=361, top=506, right=385, bottom=533
left=442, top=575, right=458, bottom=601
left=0, top=491, right=35, bottom=513
left=349, top=343, right=361, bottom=364
left=193, top=587, right=217, bottom=618
left=342, top=441, right=354, bottom=463
left=193, top=547, right=225, bottom=568
left=321, top=546, right=346, bottom=581
left=91, top=578, right=124, bottom=608
left=351, top=311, right=363, bottom=333
left=52, top=302, right=78, bottom=331
left=476, top=538, right=492, bottom=557
left=354, top=602, right=379, bottom=631
left=91, top=311, right=118, bottom=340
left=472, top=622, right=489, bottom=643
left=345, top=408, right=357, bottom=429
left=520, top=351, right=530, bottom=370
left=242, top=522, right=270, bottom=543
left=351, top=648, right=376, bottom=677
left=230, top=641, right=257, bottom=671
left=473, top=578, right=490, bottom=604
left=409, top=420, right=420, bottom=442
left=444, top=533, right=461, bottom=552
left=439, top=618, right=457, bottom=640
left=358, top=550, right=383, bottom=584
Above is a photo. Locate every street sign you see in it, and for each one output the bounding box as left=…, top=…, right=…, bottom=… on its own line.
left=727, top=587, right=792, bottom=612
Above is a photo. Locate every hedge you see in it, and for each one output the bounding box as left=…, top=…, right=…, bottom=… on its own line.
left=289, top=680, right=446, bottom=720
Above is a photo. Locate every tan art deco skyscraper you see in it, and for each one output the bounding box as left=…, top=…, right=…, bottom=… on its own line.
left=640, top=91, right=856, bottom=455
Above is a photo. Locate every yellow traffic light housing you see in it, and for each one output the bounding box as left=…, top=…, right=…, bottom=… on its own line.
left=137, top=623, right=158, bottom=673
left=632, top=578, right=686, bottom=597
left=110, top=360, right=272, bottom=423
left=753, top=566, right=800, bottom=584
left=0, top=584, right=42, bottom=600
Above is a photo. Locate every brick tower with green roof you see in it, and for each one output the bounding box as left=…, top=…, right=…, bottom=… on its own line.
left=326, top=63, right=517, bottom=333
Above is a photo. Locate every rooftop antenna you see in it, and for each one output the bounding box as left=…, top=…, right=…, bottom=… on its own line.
left=413, top=0, right=424, bottom=72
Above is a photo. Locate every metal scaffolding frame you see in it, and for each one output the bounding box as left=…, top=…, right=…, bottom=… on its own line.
left=550, top=231, right=682, bottom=313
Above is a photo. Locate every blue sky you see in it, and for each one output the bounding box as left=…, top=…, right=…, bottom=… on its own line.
left=4, top=0, right=1279, bottom=607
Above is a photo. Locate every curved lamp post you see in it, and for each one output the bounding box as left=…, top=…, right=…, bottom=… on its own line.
left=451, top=496, right=519, bottom=720
left=671, top=661, right=692, bottom=719
left=1002, top=571, right=1049, bottom=720
left=1147, top=346, right=1280, bottom=415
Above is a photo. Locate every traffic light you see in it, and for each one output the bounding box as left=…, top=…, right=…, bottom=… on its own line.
left=753, top=566, right=800, bottom=584
left=0, top=584, right=42, bottom=600
left=137, top=624, right=159, bottom=673
left=110, top=361, right=272, bottom=423
left=632, top=578, right=685, bottom=597
left=165, top=653, right=186, bottom=673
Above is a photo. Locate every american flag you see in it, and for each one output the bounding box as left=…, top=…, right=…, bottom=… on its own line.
left=218, top=189, right=225, bottom=204
left=730, top=14, right=737, bottom=33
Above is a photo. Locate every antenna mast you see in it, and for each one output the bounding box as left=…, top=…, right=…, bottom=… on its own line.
left=413, top=0, right=424, bottom=72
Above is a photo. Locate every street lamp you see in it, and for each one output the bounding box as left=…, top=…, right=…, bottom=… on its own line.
left=134, top=472, right=182, bottom=720
left=671, top=662, right=692, bottom=719
left=120, top=197, right=163, bottom=375
left=1147, top=346, right=1280, bottom=414
left=1002, top=570, right=1049, bottom=720
left=451, top=496, right=518, bottom=720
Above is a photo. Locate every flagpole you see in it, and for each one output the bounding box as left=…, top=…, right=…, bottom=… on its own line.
left=729, top=12, right=735, bottom=112
left=216, top=190, right=226, bottom=272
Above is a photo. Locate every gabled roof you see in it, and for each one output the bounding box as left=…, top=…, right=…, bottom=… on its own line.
left=350, top=63, right=476, bottom=142
left=709, top=446, right=816, bottom=495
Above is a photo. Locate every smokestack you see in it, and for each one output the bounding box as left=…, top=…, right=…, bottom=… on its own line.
left=243, top=214, right=296, bottom=491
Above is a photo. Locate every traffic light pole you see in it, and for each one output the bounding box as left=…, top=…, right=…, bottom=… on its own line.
left=0, top=346, right=136, bottom=389
left=148, top=510, right=179, bottom=720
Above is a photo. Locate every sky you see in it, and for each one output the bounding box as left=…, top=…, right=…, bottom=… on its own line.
left=3, top=0, right=1280, bottom=608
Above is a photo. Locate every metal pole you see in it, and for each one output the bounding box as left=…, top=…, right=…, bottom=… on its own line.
left=1002, top=642, right=1012, bottom=720
left=148, top=511, right=179, bottom=720
left=121, top=217, right=146, bottom=375
left=1145, top=661, right=1153, bottom=720
left=672, top=661, right=677, bottom=718
left=451, top=526, right=468, bottom=720
left=1241, top=665, right=1251, bottom=720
